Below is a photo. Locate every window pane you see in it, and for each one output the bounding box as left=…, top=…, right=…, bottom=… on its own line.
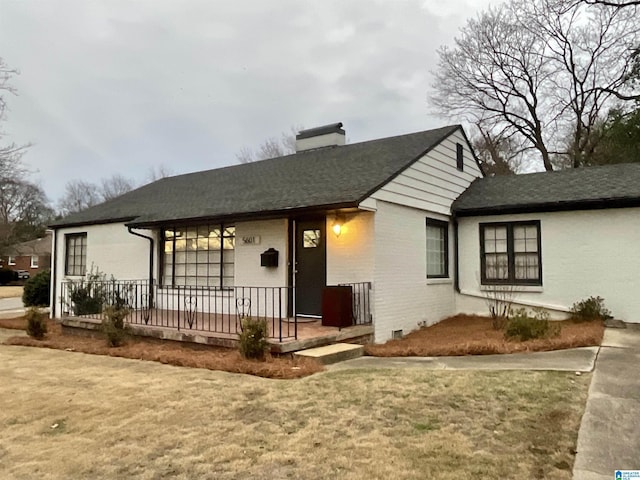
left=303, top=229, right=321, bottom=248
left=486, top=253, right=509, bottom=279
left=515, top=253, right=539, bottom=280
left=65, top=234, right=87, bottom=276
left=426, top=222, right=447, bottom=277
left=162, top=224, right=234, bottom=288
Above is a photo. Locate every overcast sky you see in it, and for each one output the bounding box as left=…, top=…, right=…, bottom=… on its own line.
left=1, top=0, right=496, bottom=205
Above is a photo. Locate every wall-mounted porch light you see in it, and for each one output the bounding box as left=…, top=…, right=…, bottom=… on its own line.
left=332, top=215, right=345, bottom=237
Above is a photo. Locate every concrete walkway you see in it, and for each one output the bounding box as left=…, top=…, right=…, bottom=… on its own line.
left=329, top=346, right=598, bottom=372
left=573, top=327, right=640, bottom=479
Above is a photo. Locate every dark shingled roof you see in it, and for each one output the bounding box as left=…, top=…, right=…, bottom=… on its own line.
left=453, top=162, right=640, bottom=216
left=51, top=125, right=461, bottom=228
left=6, top=232, right=53, bottom=256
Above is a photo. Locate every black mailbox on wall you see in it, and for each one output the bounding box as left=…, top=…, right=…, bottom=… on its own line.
left=260, top=248, right=279, bottom=267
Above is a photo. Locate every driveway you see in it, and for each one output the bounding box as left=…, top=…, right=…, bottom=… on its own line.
left=573, top=326, right=640, bottom=479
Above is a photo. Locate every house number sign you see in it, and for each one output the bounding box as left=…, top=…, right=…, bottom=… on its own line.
left=241, top=235, right=261, bottom=245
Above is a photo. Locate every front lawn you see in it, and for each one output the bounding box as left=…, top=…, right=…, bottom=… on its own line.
left=366, top=314, right=604, bottom=357
left=0, top=344, right=589, bottom=479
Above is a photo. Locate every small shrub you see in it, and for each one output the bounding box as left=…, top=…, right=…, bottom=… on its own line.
left=571, top=296, right=612, bottom=321
left=101, top=305, right=130, bottom=347
left=25, top=307, right=48, bottom=340
left=67, top=265, right=109, bottom=315
left=505, top=307, right=559, bottom=341
left=23, top=270, right=51, bottom=307
left=0, top=268, right=17, bottom=285
left=238, top=317, right=269, bottom=360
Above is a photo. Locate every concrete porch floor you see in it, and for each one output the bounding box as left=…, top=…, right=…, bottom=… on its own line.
left=60, top=315, right=374, bottom=354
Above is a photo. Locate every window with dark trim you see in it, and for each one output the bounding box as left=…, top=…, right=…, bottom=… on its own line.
left=480, top=221, right=541, bottom=285
left=426, top=218, right=449, bottom=278
left=65, top=233, right=87, bottom=276
left=456, top=143, right=464, bottom=171
left=162, top=224, right=235, bottom=288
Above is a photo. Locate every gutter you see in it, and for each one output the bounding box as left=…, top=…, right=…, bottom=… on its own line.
left=49, top=228, right=57, bottom=318
left=127, top=227, right=155, bottom=307
left=453, top=214, right=460, bottom=293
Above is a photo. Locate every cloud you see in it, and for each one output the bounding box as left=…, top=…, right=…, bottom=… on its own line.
left=0, top=0, right=495, bottom=204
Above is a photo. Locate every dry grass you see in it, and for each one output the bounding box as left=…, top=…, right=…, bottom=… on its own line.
left=2, top=319, right=322, bottom=379
left=366, top=314, right=604, bottom=357
left=0, top=344, right=590, bottom=479
left=0, top=285, right=22, bottom=298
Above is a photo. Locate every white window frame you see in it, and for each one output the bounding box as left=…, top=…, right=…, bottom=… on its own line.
left=30, top=255, right=39, bottom=268
left=8, top=256, right=16, bottom=266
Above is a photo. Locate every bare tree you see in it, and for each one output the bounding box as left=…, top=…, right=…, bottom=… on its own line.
left=0, top=58, right=52, bottom=250
left=430, top=0, right=640, bottom=170
left=58, top=180, right=101, bottom=215
left=100, top=174, right=134, bottom=201
left=236, top=126, right=301, bottom=163
left=145, top=164, right=174, bottom=182
left=472, top=127, right=526, bottom=175
left=583, top=0, right=640, bottom=7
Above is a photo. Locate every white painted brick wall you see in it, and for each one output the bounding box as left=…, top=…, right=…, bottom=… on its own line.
left=456, top=208, right=640, bottom=323
left=235, top=219, right=288, bottom=287
left=52, top=223, right=157, bottom=316
left=373, top=201, right=456, bottom=343
left=326, top=211, right=374, bottom=285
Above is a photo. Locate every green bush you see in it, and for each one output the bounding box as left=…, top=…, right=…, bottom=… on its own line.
left=505, top=308, right=559, bottom=341
left=571, top=296, right=612, bottom=321
left=238, top=317, right=269, bottom=360
left=25, top=307, right=48, bottom=340
left=23, top=270, right=51, bottom=307
left=0, top=268, right=17, bottom=285
left=70, top=286, right=103, bottom=315
left=101, top=305, right=130, bottom=347
left=66, top=265, right=109, bottom=316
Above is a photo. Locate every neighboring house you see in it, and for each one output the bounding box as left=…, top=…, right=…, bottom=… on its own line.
left=49, top=123, right=483, bottom=344
left=2, top=232, right=52, bottom=277
left=48, top=123, right=640, bottom=348
left=453, top=163, right=640, bottom=324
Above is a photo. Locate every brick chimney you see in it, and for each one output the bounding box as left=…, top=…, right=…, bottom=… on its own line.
left=295, top=122, right=345, bottom=152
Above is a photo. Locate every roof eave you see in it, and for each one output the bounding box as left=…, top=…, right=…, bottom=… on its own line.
left=454, top=196, right=640, bottom=217
left=48, top=217, right=139, bottom=230
left=126, top=202, right=360, bottom=229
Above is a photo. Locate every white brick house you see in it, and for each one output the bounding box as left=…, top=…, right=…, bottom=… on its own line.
left=49, top=124, right=640, bottom=347
left=50, top=123, right=482, bottom=344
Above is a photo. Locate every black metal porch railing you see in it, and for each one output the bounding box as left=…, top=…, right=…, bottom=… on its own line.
left=338, top=282, right=373, bottom=325
left=59, top=279, right=373, bottom=341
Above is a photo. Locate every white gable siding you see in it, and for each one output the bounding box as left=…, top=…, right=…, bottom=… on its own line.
left=456, top=208, right=640, bottom=323
left=373, top=200, right=455, bottom=343
left=370, top=129, right=482, bottom=215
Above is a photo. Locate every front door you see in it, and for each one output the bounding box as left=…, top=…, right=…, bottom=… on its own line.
left=294, top=219, right=326, bottom=317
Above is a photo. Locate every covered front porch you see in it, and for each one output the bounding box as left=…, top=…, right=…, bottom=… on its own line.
left=59, top=279, right=374, bottom=352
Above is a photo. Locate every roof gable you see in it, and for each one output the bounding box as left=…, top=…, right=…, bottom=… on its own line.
left=51, top=125, right=462, bottom=228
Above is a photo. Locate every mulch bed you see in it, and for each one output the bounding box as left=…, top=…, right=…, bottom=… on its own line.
left=2, top=319, right=323, bottom=379
left=365, top=314, right=604, bottom=357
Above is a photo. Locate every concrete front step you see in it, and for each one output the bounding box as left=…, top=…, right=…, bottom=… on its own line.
left=294, top=343, right=364, bottom=365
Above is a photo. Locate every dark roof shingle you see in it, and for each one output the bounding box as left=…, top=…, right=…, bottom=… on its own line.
left=453, top=163, right=640, bottom=216
left=51, top=125, right=461, bottom=228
